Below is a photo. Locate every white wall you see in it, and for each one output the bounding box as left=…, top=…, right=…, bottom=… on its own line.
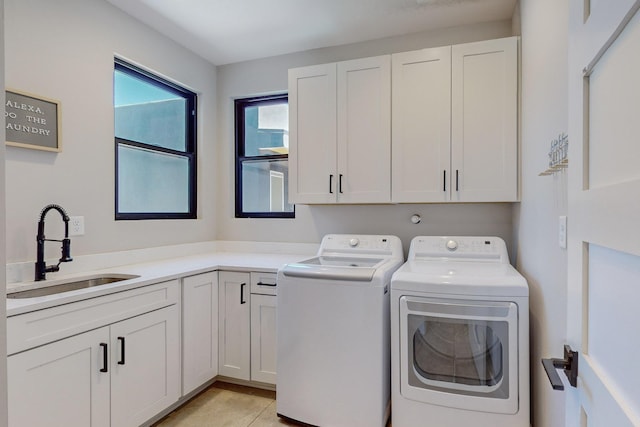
left=216, top=20, right=517, bottom=253
left=515, top=0, right=569, bottom=426
left=4, top=0, right=217, bottom=266
left=0, top=0, right=8, bottom=423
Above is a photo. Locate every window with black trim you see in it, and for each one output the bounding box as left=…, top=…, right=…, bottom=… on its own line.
left=114, top=59, right=197, bottom=220
left=235, top=94, right=294, bottom=218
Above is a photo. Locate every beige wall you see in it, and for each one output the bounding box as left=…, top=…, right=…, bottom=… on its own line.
left=216, top=20, right=518, bottom=253
left=4, top=0, right=217, bottom=264
left=514, top=0, right=569, bottom=425
left=1, top=0, right=8, bottom=423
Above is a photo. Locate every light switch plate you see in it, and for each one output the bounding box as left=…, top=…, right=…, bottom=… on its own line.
left=559, top=216, right=567, bottom=249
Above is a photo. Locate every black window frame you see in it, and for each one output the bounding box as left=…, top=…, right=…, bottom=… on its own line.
left=235, top=94, right=294, bottom=219
left=114, top=58, right=197, bottom=220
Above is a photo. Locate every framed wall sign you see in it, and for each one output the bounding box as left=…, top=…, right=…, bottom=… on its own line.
left=5, top=89, right=61, bottom=152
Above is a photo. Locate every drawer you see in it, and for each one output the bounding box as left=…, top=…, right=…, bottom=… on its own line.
left=250, top=272, right=277, bottom=296
left=7, top=280, right=179, bottom=355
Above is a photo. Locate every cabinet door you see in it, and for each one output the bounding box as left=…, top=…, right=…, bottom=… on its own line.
left=392, top=47, right=452, bottom=202
left=288, top=63, right=338, bottom=204
left=8, top=327, right=110, bottom=427
left=182, top=272, right=218, bottom=395
left=451, top=37, right=518, bottom=202
left=337, top=55, right=391, bottom=203
left=250, top=294, right=277, bottom=384
left=110, top=305, right=180, bottom=427
left=218, top=271, right=251, bottom=380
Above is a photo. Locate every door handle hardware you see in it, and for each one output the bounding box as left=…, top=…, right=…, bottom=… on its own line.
left=117, top=337, right=126, bottom=365
left=542, top=344, right=578, bottom=390
left=240, top=282, right=247, bottom=304
left=443, top=170, right=446, bottom=192
left=257, top=282, right=277, bottom=287
left=455, top=170, right=459, bottom=192
left=329, top=175, right=334, bottom=194
left=100, top=343, right=108, bottom=373
left=339, top=174, right=344, bottom=193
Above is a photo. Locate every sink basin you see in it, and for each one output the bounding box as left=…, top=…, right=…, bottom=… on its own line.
left=7, top=274, right=141, bottom=299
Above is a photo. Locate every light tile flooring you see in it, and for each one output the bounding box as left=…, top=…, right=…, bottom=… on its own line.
left=154, top=382, right=297, bottom=427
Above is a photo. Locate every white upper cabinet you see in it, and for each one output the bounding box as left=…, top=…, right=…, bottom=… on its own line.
left=392, top=36, right=518, bottom=203
left=451, top=37, right=518, bottom=202
left=289, top=55, right=391, bottom=204
left=289, top=63, right=337, bottom=204
left=392, top=46, right=452, bottom=203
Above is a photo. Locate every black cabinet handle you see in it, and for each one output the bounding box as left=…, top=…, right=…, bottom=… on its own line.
left=100, top=343, right=108, bottom=373
left=455, top=170, right=459, bottom=192
left=257, top=281, right=277, bottom=287
left=329, top=175, right=333, bottom=194
left=240, top=282, right=247, bottom=304
left=339, top=174, right=344, bottom=193
left=443, top=170, right=446, bottom=192
left=118, top=337, right=125, bottom=365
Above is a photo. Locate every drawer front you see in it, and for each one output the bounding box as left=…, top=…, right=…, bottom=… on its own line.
left=7, top=280, right=179, bottom=355
left=250, top=272, right=277, bottom=296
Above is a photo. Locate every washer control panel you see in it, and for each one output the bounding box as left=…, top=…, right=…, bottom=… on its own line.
left=319, top=234, right=403, bottom=257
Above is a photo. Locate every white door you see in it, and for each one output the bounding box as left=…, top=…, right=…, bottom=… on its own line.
left=567, top=1, right=640, bottom=425
left=336, top=55, right=391, bottom=203
left=218, top=271, right=251, bottom=380
left=182, top=272, right=218, bottom=395
left=250, top=293, right=277, bottom=384
left=391, top=46, right=451, bottom=203
left=288, top=63, right=337, bottom=204
left=8, top=327, right=110, bottom=427
left=110, top=306, right=180, bottom=427
left=451, top=37, right=518, bottom=202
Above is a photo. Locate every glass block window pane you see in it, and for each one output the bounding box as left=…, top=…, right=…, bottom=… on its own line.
left=117, top=145, right=190, bottom=214
left=241, top=159, right=294, bottom=214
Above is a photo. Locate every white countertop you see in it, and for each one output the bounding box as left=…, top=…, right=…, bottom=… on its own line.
left=7, top=251, right=311, bottom=317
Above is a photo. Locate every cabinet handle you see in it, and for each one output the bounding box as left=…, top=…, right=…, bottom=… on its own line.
left=443, top=170, right=446, bottom=192
left=257, top=281, right=277, bottom=287
left=118, top=337, right=125, bottom=365
left=100, top=343, right=108, bottom=373
left=240, top=282, right=247, bottom=304
left=455, top=170, right=459, bottom=192
left=329, top=175, right=334, bottom=194
left=339, top=174, right=344, bottom=193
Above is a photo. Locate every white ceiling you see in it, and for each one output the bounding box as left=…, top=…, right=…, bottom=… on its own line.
left=106, top=0, right=517, bottom=65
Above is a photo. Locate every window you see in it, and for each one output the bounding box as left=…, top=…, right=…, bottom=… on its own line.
left=235, top=94, right=294, bottom=218
left=114, top=59, right=197, bottom=220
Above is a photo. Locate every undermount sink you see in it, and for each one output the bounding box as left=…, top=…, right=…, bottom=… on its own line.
left=7, top=274, right=141, bottom=299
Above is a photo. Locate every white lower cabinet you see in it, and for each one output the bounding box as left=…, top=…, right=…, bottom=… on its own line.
left=250, top=293, right=277, bottom=384
left=219, top=271, right=278, bottom=385
left=8, top=327, right=110, bottom=427
left=218, top=271, right=251, bottom=380
left=7, top=282, right=180, bottom=427
left=182, top=272, right=219, bottom=395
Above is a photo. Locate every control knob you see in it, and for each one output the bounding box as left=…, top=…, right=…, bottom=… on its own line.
left=446, top=239, right=458, bottom=251
left=349, top=238, right=359, bottom=247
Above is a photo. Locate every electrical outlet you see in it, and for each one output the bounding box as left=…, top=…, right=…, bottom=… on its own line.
left=559, top=216, right=567, bottom=249
left=70, top=216, right=85, bottom=236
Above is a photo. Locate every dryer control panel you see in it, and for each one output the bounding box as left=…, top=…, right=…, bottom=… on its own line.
left=408, top=236, right=509, bottom=263
left=318, top=234, right=403, bottom=258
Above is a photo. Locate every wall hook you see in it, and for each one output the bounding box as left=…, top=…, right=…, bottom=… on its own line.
left=542, top=344, right=578, bottom=390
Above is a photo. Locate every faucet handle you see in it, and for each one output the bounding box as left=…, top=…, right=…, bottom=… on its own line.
left=60, top=238, right=73, bottom=263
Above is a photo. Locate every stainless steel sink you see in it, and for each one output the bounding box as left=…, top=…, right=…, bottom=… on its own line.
left=7, top=274, right=140, bottom=299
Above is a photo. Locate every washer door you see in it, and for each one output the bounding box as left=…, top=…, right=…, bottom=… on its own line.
left=399, top=296, right=519, bottom=414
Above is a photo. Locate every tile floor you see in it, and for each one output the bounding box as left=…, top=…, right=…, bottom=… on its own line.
left=154, top=382, right=297, bottom=427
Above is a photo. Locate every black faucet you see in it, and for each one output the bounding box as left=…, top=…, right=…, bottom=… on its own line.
left=35, top=204, right=73, bottom=281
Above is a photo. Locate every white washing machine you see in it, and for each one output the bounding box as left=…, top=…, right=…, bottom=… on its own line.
left=277, top=234, right=404, bottom=427
left=391, top=236, right=529, bottom=427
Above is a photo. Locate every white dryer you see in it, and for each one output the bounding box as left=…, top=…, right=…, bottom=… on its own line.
left=277, top=234, right=404, bottom=427
left=391, top=236, right=529, bottom=427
